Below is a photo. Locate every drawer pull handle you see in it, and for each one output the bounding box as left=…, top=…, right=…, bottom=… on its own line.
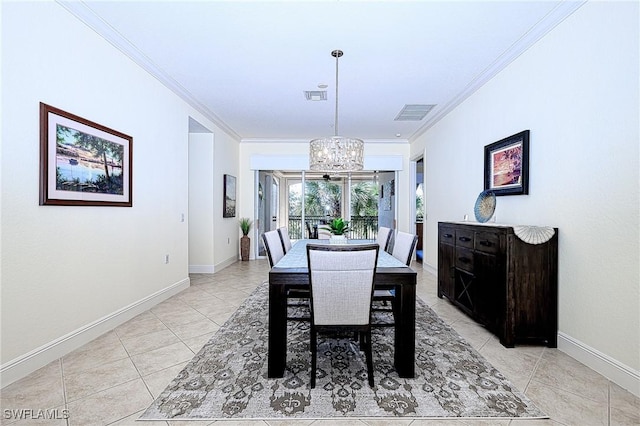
left=479, top=240, right=492, bottom=247
left=459, top=237, right=471, bottom=242
left=458, top=257, right=471, bottom=264
left=443, top=233, right=453, bottom=238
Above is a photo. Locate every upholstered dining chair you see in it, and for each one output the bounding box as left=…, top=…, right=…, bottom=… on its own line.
left=262, top=230, right=285, bottom=267
left=317, top=224, right=332, bottom=240
left=373, top=227, right=393, bottom=307
left=376, top=226, right=393, bottom=252
left=391, top=231, right=419, bottom=266
left=263, top=229, right=309, bottom=321
left=372, top=231, right=417, bottom=327
left=278, top=226, right=292, bottom=253
left=306, top=243, right=379, bottom=388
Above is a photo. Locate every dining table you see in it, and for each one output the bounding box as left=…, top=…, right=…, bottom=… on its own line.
left=267, top=239, right=417, bottom=378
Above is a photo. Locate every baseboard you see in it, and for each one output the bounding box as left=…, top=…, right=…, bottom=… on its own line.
left=189, top=264, right=215, bottom=274
left=423, top=265, right=638, bottom=397
left=215, top=255, right=238, bottom=271
left=558, top=332, right=640, bottom=398
left=0, top=277, right=190, bottom=389
left=422, top=261, right=437, bottom=276
left=189, top=256, right=239, bottom=275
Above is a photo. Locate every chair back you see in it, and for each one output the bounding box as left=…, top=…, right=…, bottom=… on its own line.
left=263, top=230, right=285, bottom=267
left=307, top=243, right=379, bottom=326
left=305, top=222, right=315, bottom=239
left=376, top=226, right=393, bottom=252
left=278, top=227, right=292, bottom=252
left=391, top=231, right=418, bottom=266
left=317, top=224, right=332, bottom=240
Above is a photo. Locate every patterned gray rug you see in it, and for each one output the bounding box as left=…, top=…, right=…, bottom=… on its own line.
left=139, top=281, right=546, bottom=421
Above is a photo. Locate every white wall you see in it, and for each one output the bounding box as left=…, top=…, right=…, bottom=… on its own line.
left=0, top=1, right=239, bottom=385
left=411, top=1, right=639, bottom=393
left=188, top=132, right=215, bottom=272
left=213, top=130, right=241, bottom=267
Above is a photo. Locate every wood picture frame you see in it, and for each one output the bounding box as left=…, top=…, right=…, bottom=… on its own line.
left=39, top=103, right=133, bottom=206
left=484, top=130, right=529, bottom=196
left=223, top=174, right=236, bottom=217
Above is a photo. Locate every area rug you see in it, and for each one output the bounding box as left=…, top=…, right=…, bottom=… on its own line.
left=139, top=281, right=546, bottom=420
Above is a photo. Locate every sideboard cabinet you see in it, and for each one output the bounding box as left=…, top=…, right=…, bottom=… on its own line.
left=438, top=221, right=558, bottom=347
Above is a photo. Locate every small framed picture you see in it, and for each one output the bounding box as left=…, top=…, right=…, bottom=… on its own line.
left=484, top=130, right=529, bottom=196
left=39, top=103, right=133, bottom=206
left=223, top=174, right=236, bottom=217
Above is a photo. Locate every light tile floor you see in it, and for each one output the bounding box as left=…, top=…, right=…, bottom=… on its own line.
left=1, top=260, right=638, bottom=426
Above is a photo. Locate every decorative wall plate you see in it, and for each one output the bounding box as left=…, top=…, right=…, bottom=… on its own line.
left=474, top=190, right=496, bottom=223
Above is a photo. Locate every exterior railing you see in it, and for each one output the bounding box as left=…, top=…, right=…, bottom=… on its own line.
left=288, top=215, right=379, bottom=240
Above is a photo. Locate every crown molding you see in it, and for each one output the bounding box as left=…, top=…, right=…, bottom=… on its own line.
left=57, top=0, right=242, bottom=140
left=411, top=0, right=587, bottom=141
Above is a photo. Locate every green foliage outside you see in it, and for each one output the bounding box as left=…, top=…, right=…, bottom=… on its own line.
left=288, top=180, right=379, bottom=218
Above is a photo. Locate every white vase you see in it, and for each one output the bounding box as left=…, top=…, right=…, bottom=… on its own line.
left=329, top=235, right=347, bottom=245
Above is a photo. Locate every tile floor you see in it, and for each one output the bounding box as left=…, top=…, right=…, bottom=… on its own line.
left=1, top=259, right=638, bottom=426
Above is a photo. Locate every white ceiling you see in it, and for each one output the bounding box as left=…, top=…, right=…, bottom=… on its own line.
left=60, top=1, right=584, bottom=143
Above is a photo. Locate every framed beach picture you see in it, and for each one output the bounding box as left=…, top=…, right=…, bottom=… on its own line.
left=484, top=130, right=529, bottom=196
left=223, top=174, right=236, bottom=217
left=39, top=103, right=133, bottom=206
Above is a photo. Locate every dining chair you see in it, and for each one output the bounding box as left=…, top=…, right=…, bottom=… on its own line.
left=317, top=224, right=332, bottom=239
left=372, top=226, right=394, bottom=310
left=264, top=229, right=309, bottom=321
left=305, top=222, right=317, bottom=239
left=372, top=231, right=417, bottom=328
left=376, top=226, right=393, bottom=252
left=306, top=243, right=379, bottom=388
left=278, top=226, right=292, bottom=253
left=391, top=231, right=419, bottom=266
left=262, top=230, right=285, bottom=267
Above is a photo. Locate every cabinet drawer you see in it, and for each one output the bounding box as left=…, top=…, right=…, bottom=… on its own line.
left=475, top=232, right=500, bottom=254
left=439, top=227, right=455, bottom=244
left=455, top=229, right=474, bottom=248
left=455, top=247, right=474, bottom=272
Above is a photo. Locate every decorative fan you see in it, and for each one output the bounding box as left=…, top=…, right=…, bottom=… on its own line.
left=474, top=190, right=496, bottom=223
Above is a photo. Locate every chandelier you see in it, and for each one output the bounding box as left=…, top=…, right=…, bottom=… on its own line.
left=309, top=50, right=364, bottom=172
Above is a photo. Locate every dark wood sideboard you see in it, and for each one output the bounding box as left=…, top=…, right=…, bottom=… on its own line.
left=438, top=221, right=558, bottom=348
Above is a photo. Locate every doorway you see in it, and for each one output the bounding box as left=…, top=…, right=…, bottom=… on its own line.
left=415, top=158, right=424, bottom=263
left=257, top=171, right=279, bottom=258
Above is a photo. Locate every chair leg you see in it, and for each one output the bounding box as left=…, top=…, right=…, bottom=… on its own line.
left=364, top=330, right=374, bottom=387
left=310, top=327, right=317, bottom=389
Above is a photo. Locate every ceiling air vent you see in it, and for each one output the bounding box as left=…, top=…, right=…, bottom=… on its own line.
left=394, top=104, right=436, bottom=121
left=304, top=91, right=327, bottom=101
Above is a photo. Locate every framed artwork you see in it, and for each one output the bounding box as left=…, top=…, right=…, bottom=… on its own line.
left=484, top=130, right=529, bottom=196
left=223, top=174, right=236, bottom=217
left=39, top=103, right=133, bottom=206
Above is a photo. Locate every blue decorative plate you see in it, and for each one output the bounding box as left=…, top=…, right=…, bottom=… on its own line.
left=474, top=190, right=496, bottom=223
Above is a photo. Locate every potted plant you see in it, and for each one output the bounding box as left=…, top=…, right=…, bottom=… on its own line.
left=328, top=217, right=350, bottom=244
left=239, top=217, right=252, bottom=261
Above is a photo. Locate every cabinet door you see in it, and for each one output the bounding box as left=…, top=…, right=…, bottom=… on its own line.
left=438, top=226, right=456, bottom=299
left=438, top=242, right=455, bottom=299
left=454, top=268, right=475, bottom=317
left=474, top=251, right=502, bottom=332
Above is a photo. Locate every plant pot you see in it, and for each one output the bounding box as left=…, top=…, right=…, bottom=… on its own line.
left=240, top=235, right=250, bottom=261
left=329, top=235, right=347, bottom=245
